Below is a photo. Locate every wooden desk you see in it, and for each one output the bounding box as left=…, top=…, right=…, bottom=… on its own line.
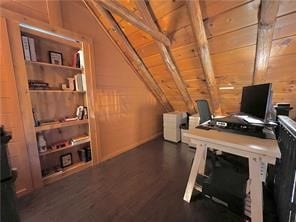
left=183, top=128, right=281, bottom=222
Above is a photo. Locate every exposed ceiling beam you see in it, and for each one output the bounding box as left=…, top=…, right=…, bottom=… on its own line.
left=96, top=0, right=171, bottom=47
left=83, top=0, right=173, bottom=112
left=135, top=0, right=196, bottom=114
left=252, top=0, right=279, bottom=84
left=187, top=0, right=222, bottom=115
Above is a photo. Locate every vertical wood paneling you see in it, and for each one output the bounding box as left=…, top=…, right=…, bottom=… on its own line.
left=0, top=0, right=49, bottom=23
left=0, top=17, right=33, bottom=196
left=46, top=0, right=63, bottom=27
left=61, top=2, right=164, bottom=161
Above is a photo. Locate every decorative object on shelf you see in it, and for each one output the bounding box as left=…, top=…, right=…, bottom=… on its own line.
left=49, top=51, right=63, bottom=65
left=71, top=135, right=89, bottom=145
left=60, top=153, right=73, bottom=168
left=51, top=140, right=70, bottom=150
left=28, top=80, right=49, bottom=90
left=76, top=105, right=84, bottom=120
left=76, top=106, right=88, bottom=120
left=74, top=74, right=86, bottom=92
left=61, top=77, right=75, bottom=91
left=32, top=108, right=40, bottom=126
left=37, top=133, right=47, bottom=153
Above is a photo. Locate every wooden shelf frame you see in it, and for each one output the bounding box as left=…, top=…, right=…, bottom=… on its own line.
left=35, top=119, right=89, bottom=132
left=29, top=89, right=86, bottom=93
left=39, top=139, right=90, bottom=156
left=26, top=61, right=83, bottom=71
left=42, top=161, right=92, bottom=185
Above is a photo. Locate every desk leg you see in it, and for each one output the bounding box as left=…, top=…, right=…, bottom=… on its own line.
left=249, top=157, right=263, bottom=222
left=183, top=143, right=207, bottom=203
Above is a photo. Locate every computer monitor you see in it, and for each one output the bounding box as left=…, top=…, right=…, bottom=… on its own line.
left=240, top=83, right=272, bottom=120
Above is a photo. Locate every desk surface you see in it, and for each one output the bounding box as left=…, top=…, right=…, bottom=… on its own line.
left=185, top=128, right=281, bottom=159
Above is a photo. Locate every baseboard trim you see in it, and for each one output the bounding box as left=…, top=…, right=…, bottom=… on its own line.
left=101, top=132, right=163, bottom=162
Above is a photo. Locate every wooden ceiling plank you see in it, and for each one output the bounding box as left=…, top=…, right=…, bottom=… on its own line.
left=96, top=0, right=171, bottom=47
left=82, top=0, right=173, bottom=112
left=252, top=0, right=280, bottom=84
left=187, top=0, right=222, bottom=115
left=46, top=0, right=63, bottom=27
left=136, top=0, right=197, bottom=113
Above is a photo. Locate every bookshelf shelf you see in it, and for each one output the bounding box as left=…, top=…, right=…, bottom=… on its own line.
left=42, top=161, right=92, bottom=185
left=39, top=139, right=90, bottom=156
left=29, top=89, right=85, bottom=93
left=35, top=119, right=89, bottom=132
left=26, top=61, right=83, bottom=71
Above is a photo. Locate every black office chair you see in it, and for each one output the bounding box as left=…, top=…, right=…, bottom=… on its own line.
left=196, top=100, right=213, bottom=124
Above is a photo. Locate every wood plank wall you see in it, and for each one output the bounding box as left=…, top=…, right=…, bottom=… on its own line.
left=0, top=17, right=33, bottom=196
left=107, top=0, right=295, bottom=117
left=52, top=1, right=165, bottom=161
left=0, top=0, right=49, bottom=23
left=0, top=1, right=54, bottom=195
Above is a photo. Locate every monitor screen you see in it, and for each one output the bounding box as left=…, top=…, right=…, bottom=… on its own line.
left=240, top=83, right=272, bottom=120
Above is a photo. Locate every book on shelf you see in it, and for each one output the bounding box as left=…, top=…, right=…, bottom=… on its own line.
left=72, top=50, right=85, bottom=69
left=71, top=135, right=89, bottom=145
left=74, top=74, right=86, bottom=92
left=21, top=36, right=37, bottom=61
left=39, top=120, right=60, bottom=126
left=72, top=52, right=78, bottom=68
left=21, top=36, right=31, bottom=61
left=28, top=37, right=37, bottom=61
left=28, top=80, right=49, bottom=89
left=64, top=117, right=78, bottom=122
left=78, top=50, right=84, bottom=69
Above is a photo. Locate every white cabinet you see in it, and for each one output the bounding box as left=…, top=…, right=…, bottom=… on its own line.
left=163, top=112, right=187, bottom=143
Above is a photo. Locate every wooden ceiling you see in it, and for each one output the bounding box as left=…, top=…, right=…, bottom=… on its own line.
left=83, top=0, right=296, bottom=116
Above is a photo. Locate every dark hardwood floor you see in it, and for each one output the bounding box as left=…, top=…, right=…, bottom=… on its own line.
left=18, top=137, right=241, bottom=222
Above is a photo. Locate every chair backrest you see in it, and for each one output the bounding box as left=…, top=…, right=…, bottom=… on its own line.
left=196, top=100, right=212, bottom=124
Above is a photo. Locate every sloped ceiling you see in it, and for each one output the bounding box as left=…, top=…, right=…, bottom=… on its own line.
left=84, top=0, right=296, bottom=117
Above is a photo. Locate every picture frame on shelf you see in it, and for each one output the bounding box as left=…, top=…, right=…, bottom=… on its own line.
left=60, top=153, right=73, bottom=168
left=49, top=51, right=63, bottom=65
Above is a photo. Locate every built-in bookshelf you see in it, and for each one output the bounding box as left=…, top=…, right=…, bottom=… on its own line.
left=19, top=25, right=94, bottom=185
